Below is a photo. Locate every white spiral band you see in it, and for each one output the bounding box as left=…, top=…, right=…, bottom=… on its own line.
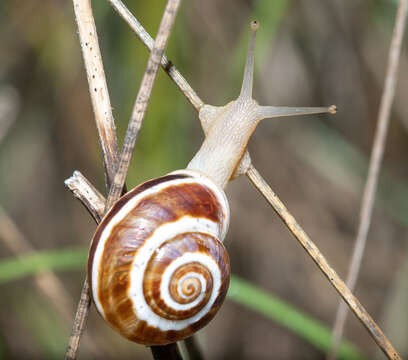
left=128, top=217, right=222, bottom=331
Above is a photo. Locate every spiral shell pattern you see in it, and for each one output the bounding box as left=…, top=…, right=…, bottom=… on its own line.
left=88, top=170, right=230, bottom=345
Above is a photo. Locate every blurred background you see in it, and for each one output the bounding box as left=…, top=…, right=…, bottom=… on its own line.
left=0, top=0, right=407, bottom=359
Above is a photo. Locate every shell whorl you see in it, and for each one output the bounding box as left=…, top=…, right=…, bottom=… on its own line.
left=88, top=170, right=230, bottom=345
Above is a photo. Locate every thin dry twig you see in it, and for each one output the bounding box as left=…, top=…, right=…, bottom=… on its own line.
left=67, top=0, right=122, bottom=357
left=64, top=173, right=111, bottom=360
left=65, top=171, right=105, bottom=223
left=328, top=1, right=408, bottom=359
left=105, top=0, right=182, bottom=211
left=246, top=165, right=401, bottom=360
left=65, top=276, right=92, bottom=360
left=72, top=0, right=120, bottom=189
left=65, top=171, right=105, bottom=218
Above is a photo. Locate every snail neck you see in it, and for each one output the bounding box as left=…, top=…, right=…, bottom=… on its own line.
left=187, top=98, right=259, bottom=189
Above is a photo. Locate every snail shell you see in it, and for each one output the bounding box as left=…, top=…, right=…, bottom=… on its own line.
left=88, top=170, right=230, bottom=345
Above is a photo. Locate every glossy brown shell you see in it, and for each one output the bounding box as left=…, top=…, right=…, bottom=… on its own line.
left=88, top=170, right=230, bottom=345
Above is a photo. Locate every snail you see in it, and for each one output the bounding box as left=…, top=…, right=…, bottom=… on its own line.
left=88, top=22, right=335, bottom=346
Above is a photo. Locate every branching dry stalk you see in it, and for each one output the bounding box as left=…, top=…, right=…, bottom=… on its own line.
left=64, top=173, right=107, bottom=360
left=67, top=1, right=121, bottom=358
left=328, top=1, right=408, bottom=359
left=245, top=165, right=401, bottom=360
left=67, top=1, right=182, bottom=359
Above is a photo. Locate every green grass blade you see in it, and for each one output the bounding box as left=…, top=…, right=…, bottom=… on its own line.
left=0, top=247, right=87, bottom=285
left=0, top=249, right=364, bottom=358
left=228, top=275, right=365, bottom=360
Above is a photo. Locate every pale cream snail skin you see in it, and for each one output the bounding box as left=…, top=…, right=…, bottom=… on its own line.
left=88, top=21, right=336, bottom=346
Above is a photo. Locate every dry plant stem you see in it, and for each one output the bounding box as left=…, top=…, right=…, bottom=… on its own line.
left=67, top=1, right=121, bottom=358
left=65, top=172, right=105, bottom=219
left=65, top=171, right=105, bottom=223
left=65, top=276, right=92, bottom=360
left=108, top=0, right=204, bottom=111
left=105, top=0, right=182, bottom=210
left=65, top=172, right=105, bottom=218
left=328, top=1, right=408, bottom=359
left=246, top=165, right=401, bottom=360
left=64, top=173, right=104, bottom=360
left=72, top=0, right=120, bottom=188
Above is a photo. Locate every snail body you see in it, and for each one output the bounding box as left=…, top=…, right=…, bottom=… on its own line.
left=89, top=170, right=230, bottom=345
left=88, top=22, right=335, bottom=345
